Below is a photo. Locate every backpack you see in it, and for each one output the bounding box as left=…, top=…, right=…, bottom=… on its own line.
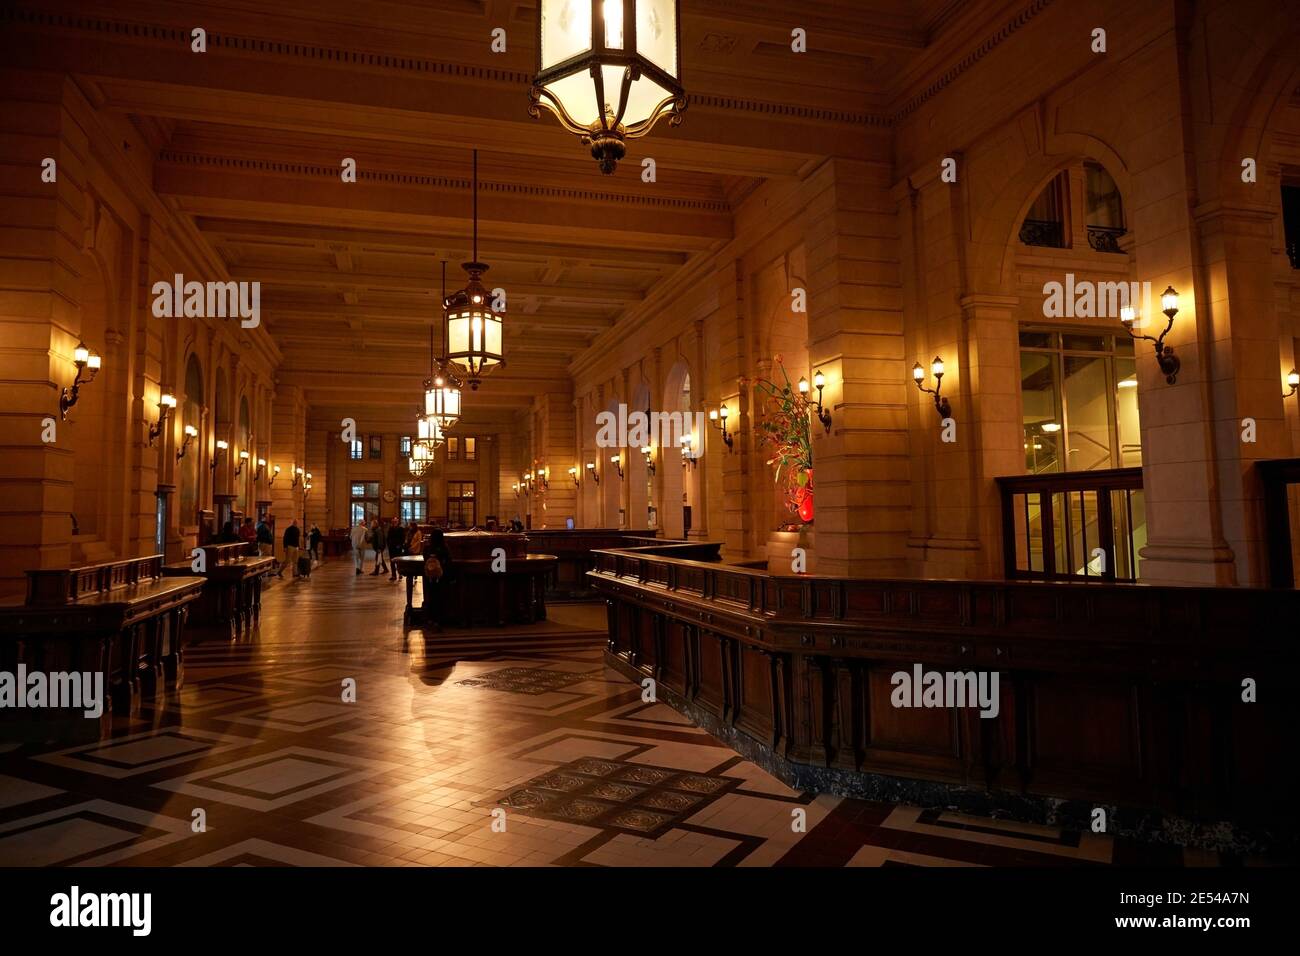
left=423, top=556, right=443, bottom=581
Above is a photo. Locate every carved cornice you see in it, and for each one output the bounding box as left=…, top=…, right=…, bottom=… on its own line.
left=5, top=7, right=886, bottom=129
left=892, top=0, right=1057, bottom=123
left=156, top=150, right=731, bottom=213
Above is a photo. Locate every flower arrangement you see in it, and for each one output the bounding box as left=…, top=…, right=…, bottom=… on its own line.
left=745, top=356, right=814, bottom=525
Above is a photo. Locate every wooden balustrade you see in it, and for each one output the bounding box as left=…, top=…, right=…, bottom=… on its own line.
left=588, top=546, right=1299, bottom=853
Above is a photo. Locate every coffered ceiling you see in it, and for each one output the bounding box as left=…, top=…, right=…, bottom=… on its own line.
left=3, top=0, right=1011, bottom=428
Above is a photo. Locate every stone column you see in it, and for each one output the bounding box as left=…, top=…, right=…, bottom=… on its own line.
left=0, top=73, right=86, bottom=594
left=800, top=158, right=909, bottom=576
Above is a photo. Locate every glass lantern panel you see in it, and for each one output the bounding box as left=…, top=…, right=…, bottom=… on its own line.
left=543, top=72, right=602, bottom=128
left=442, top=386, right=461, bottom=419
left=601, top=65, right=669, bottom=129
left=447, top=313, right=471, bottom=356
left=636, top=0, right=677, bottom=77
left=541, top=0, right=592, bottom=70
left=484, top=315, right=503, bottom=357
left=602, top=0, right=624, bottom=49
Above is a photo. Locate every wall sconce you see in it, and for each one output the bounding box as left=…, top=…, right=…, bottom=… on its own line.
left=1120, top=286, right=1181, bottom=384
left=177, top=424, right=198, bottom=461
left=610, top=454, right=624, bottom=479
left=681, top=434, right=698, bottom=470
left=1284, top=368, right=1298, bottom=398
left=211, top=439, right=228, bottom=471
left=586, top=461, right=599, bottom=485
left=641, top=445, right=656, bottom=476
left=291, top=467, right=304, bottom=488
left=709, top=405, right=734, bottom=451
left=235, top=449, right=249, bottom=476
left=568, top=466, right=580, bottom=487
left=512, top=481, right=521, bottom=498
left=536, top=467, right=550, bottom=491
left=60, top=340, right=102, bottom=420
left=522, top=471, right=534, bottom=496
left=798, top=371, right=833, bottom=435
left=148, top=392, right=177, bottom=446
left=254, top=458, right=266, bottom=481
left=911, top=356, right=952, bottom=419
left=269, top=464, right=281, bottom=486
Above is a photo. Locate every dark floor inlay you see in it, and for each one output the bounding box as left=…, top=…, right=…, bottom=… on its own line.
left=456, top=667, right=601, bottom=695
left=491, top=757, right=739, bottom=836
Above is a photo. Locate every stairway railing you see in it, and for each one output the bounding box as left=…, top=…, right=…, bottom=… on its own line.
left=997, top=467, right=1144, bottom=581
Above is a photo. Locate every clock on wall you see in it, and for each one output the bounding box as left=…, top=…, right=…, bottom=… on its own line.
left=383, top=490, right=396, bottom=503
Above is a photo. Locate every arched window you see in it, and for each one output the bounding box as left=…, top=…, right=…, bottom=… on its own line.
left=1084, top=162, right=1126, bottom=252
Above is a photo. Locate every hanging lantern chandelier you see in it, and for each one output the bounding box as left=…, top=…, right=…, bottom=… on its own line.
left=444, top=151, right=504, bottom=390
left=529, top=0, right=685, bottom=174
left=410, top=268, right=454, bottom=479
left=426, top=261, right=463, bottom=431
left=408, top=417, right=442, bottom=478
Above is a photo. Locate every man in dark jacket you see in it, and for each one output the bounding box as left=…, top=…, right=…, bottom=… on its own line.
left=386, top=517, right=406, bottom=581
left=282, top=519, right=301, bottom=578
left=421, top=529, right=453, bottom=631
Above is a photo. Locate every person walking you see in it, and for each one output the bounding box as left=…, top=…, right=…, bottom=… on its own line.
left=369, top=518, right=387, bottom=576
left=349, top=519, right=369, bottom=575
left=256, top=516, right=276, bottom=574
left=283, top=519, right=301, bottom=579
left=386, top=516, right=406, bottom=582
left=309, top=523, right=322, bottom=563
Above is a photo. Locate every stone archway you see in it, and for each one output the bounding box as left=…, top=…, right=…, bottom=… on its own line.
left=629, top=380, right=653, bottom=530
left=660, top=358, right=696, bottom=539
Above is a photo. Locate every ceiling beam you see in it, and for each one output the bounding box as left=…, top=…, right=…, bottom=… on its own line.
left=232, top=265, right=644, bottom=303
left=195, top=218, right=691, bottom=267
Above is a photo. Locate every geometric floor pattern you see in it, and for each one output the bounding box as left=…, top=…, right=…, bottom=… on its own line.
left=0, top=559, right=1242, bottom=866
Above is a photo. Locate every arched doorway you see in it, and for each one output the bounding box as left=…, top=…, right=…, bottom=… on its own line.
left=630, top=381, right=653, bottom=530
left=67, top=249, right=111, bottom=550
left=237, top=396, right=251, bottom=518
left=661, top=359, right=696, bottom=539
left=179, top=354, right=204, bottom=529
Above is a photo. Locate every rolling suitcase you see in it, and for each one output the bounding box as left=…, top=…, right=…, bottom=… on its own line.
left=297, top=553, right=312, bottom=577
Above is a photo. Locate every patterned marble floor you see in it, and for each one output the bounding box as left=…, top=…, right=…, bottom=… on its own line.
left=0, top=559, right=1242, bottom=867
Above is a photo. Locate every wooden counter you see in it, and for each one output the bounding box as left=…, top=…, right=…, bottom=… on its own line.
left=163, top=541, right=275, bottom=640
left=394, top=552, right=558, bottom=627
left=0, top=555, right=203, bottom=740
left=588, top=542, right=1300, bottom=854
left=521, top=528, right=665, bottom=598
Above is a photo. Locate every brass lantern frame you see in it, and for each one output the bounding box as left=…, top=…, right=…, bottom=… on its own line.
left=528, top=0, right=686, bottom=174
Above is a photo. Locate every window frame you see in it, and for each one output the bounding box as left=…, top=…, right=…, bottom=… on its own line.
left=1018, top=327, right=1140, bottom=474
